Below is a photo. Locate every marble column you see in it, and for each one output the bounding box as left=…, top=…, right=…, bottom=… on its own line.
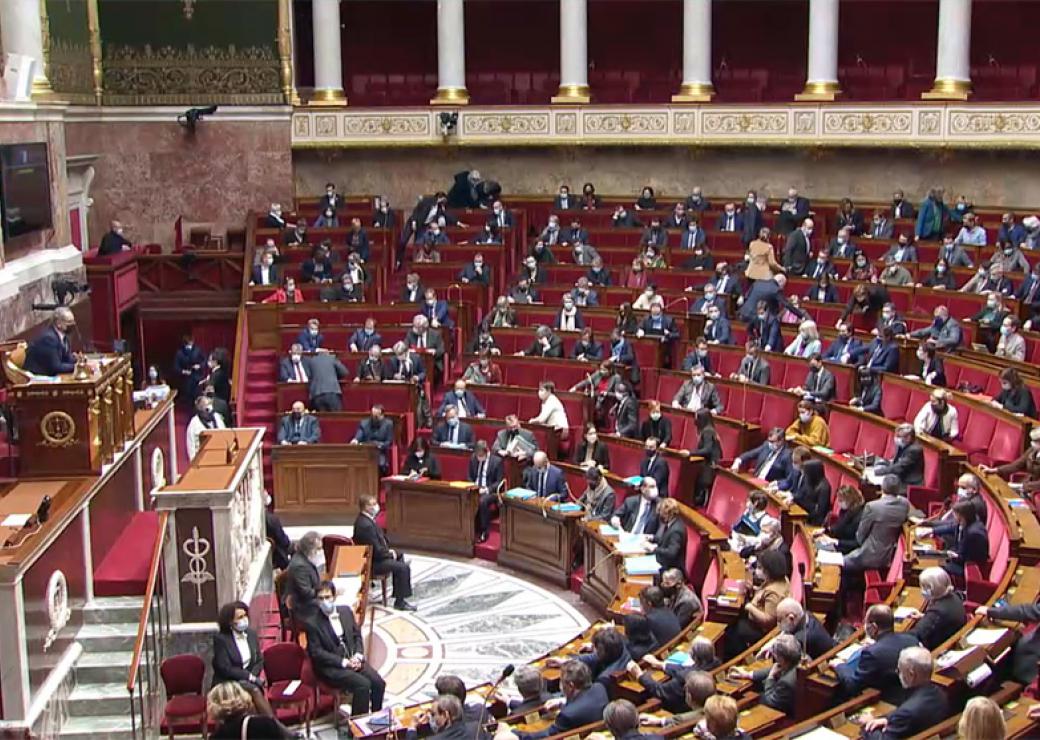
left=795, top=0, right=841, bottom=101
left=311, top=0, right=346, bottom=105
left=431, top=0, right=469, bottom=105
left=922, top=0, right=972, bottom=100
left=552, top=0, right=590, bottom=104
left=673, top=0, right=714, bottom=102
left=0, top=0, right=52, bottom=99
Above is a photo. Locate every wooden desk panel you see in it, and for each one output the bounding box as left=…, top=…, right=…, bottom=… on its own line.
left=272, top=443, right=379, bottom=514
left=384, top=479, right=477, bottom=557
left=498, top=498, right=581, bottom=588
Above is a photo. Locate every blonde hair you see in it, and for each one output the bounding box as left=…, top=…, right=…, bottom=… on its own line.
left=704, top=695, right=739, bottom=737
left=837, top=484, right=864, bottom=509
left=207, top=682, right=254, bottom=722
left=799, top=320, right=819, bottom=341
left=957, top=696, right=1006, bottom=740
left=658, top=498, right=680, bottom=520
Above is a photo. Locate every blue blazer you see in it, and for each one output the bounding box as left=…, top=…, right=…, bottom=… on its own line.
left=422, top=300, right=454, bottom=330
left=738, top=443, right=793, bottom=482
left=348, top=329, right=382, bottom=352
left=439, top=391, right=486, bottom=417
left=250, top=264, right=279, bottom=286
left=555, top=309, right=586, bottom=330
left=751, top=315, right=783, bottom=353
left=24, top=326, right=76, bottom=376
left=953, top=520, right=989, bottom=568
left=835, top=630, right=920, bottom=700
left=522, top=464, right=567, bottom=500
left=704, top=315, right=732, bottom=344
left=432, top=420, right=476, bottom=447
left=823, top=336, right=863, bottom=362
left=862, top=339, right=900, bottom=373
left=296, top=330, right=324, bottom=353
left=523, top=683, right=609, bottom=740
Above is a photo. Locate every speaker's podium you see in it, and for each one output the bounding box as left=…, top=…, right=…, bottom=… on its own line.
left=2, top=348, right=136, bottom=477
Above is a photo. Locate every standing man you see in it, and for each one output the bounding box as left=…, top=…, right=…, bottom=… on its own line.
left=471, top=441, right=505, bottom=543
left=352, top=494, right=415, bottom=611
left=98, top=220, right=132, bottom=255
left=303, top=351, right=349, bottom=412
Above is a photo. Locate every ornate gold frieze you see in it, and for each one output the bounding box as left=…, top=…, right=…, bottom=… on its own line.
left=822, top=111, right=912, bottom=136
left=342, top=114, right=430, bottom=137
left=702, top=112, right=788, bottom=135
left=585, top=112, right=668, bottom=135
left=463, top=113, right=550, bottom=136
left=102, top=43, right=281, bottom=105
left=949, top=111, right=1040, bottom=135
left=47, top=38, right=93, bottom=97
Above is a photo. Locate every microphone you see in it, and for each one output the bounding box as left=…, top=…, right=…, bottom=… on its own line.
left=475, top=663, right=515, bottom=738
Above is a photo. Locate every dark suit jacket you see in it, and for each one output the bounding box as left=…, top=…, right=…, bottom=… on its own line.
left=353, top=512, right=394, bottom=563
left=910, top=592, right=966, bottom=650
left=640, top=417, right=673, bottom=448
left=614, top=396, right=640, bottom=438
left=823, top=336, right=863, bottom=362
left=250, top=264, right=279, bottom=286
left=388, top=353, right=426, bottom=383
left=401, top=283, right=425, bottom=303
left=212, top=629, right=263, bottom=683
left=880, top=442, right=925, bottom=486
left=637, top=667, right=691, bottom=713
left=468, top=454, right=504, bottom=492
left=458, top=264, right=492, bottom=285
left=432, top=421, right=475, bottom=447
left=803, top=368, right=837, bottom=403
left=356, top=357, right=388, bottom=382
left=439, top=391, right=485, bottom=417
left=523, top=465, right=567, bottom=500
left=574, top=440, right=611, bottom=469
left=863, top=340, right=900, bottom=373
left=639, top=315, right=679, bottom=341
left=405, top=329, right=446, bottom=360
left=750, top=315, right=783, bottom=353
left=303, top=353, right=348, bottom=398
left=24, top=326, right=76, bottom=376
left=738, top=443, right=793, bottom=483
left=835, top=630, right=919, bottom=700
left=98, top=229, right=131, bottom=255
left=783, top=230, right=810, bottom=274
left=793, top=477, right=832, bottom=527
left=752, top=665, right=797, bottom=714
left=653, top=519, right=687, bottom=575
left=987, top=602, right=1040, bottom=684
left=304, top=606, right=365, bottom=684
left=716, top=212, right=743, bottom=232
left=796, top=613, right=837, bottom=659
left=951, top=520, right=989, bottom=568
left=863, top=683, right=949, bottom=740
left=524, top=683, right=609, bottom=740
left=348, top=329, right=383, bottom=352
left=741, top=203, right=762, bottom=246
left=640, top=455, right=671, bottom=495
left=266, top=509, right=292, bottom=569
left=352, top=417, right=395, bottom=469
left=277, top=414, right=321, bottom=444
left=296, top=329, right=324, bottom=353
left=285, top=551, right=321, bottom=620
left=608, top=340, right=641, bottom=384
left=615, top=496, right=659, bottom=533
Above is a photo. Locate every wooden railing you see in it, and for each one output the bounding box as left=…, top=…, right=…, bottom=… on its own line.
left=137, top=252, right=244, bottom=294
left=127, top=510, right=171, bottom=739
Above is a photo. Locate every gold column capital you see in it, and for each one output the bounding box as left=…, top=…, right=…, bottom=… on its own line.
left=795, top=80, right=841, bottom=102
left=430, top=86, right=470, bottom=106
left=921, top=78, right=971, bottom=101
left=551, top=84, right=591, bottom=104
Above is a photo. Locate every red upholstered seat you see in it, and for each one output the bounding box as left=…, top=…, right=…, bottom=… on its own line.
left=264, top=643, right=312, bottom=731
left=960, top=406, right=996, bottom=460
left=828, top=409, right=859, bottom=454
left=864, top=537, right=905, bottom=610
left=853, top=422, right=890, bottom=459
left=988, top=419, right=1025, bottom=467
left=705, top=474, right=746, bottom=531
left=789, top=535, right=809, bottom=603
left=966, top=526, right=1010, bottom=610
left=880, top=381, right=912, bottom=421
left=160, top=654, right=207, bottom=737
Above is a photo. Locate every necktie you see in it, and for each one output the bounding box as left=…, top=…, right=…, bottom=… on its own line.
left=295, top=362, right=305, bottom=382
left=757, top=449, right=778, bottom=478
left=458, top=398, right=467, bottom=416
left=872, top=343, right=883, bottom=364
left=478, top=460, right=486, bottom=488
left=634, top=502, right=651, bottom=534
left=1029, top=280, right=1039, bottom=303
left=539, top=471, right=547, bottom=497
left=419, top=334, right=425, bottom=349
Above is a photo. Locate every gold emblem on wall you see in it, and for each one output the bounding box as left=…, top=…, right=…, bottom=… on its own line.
left=39, top=411, right=77, bottom=447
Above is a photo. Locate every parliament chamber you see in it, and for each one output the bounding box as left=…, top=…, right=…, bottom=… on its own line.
left=7, top=0, right=1040, bottom=738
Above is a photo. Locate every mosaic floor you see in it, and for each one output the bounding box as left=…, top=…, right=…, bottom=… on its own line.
left=283, top=528, right=591, bottom=736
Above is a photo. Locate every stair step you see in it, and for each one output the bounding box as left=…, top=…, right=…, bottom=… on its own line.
left=68, top=681, right=139, bottom=716
left=74, top=622, right=140, bottom=653
left=83, top=597, right=144, bottom=625
left=76, top=651, right=134, bottom=683
left=59, top=714, right=136, bottom=739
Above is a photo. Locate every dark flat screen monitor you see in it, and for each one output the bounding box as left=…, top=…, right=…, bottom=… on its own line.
left=0, top=143, right=52, bottom=240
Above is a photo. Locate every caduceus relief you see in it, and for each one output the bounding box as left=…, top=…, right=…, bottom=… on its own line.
left=181, top=526, right=215, bottom=606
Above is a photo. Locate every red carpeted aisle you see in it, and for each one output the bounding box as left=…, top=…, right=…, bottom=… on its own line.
left=93, top=510, right=161, bottom=596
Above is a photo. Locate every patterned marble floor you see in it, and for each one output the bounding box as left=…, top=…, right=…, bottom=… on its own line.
left=283, top=528, right=591, bottom=737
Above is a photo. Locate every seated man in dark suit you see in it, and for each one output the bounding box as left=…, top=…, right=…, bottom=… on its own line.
left=389, top=341, right=427, bottom=384
left=23, top=307, right=77, bottom=376
left=432, top=406, right=475, bottom=448
left=520, top=325, right=564, bottom=358
left=860, top=647, right=949, bottom=739
left=439, top=379, right=486, bottom=418
left=906, top=567, right=965, bottom=650
left=277, top=401, right=321, bottom=445
left=639, top=437, right=670, bottom=495
left=352, top=494, right=415, bottom=611
left=731, top=427, right=793, bottom=483
left=639, top=585, right=682, bottom=645
left=355, top=345, right=388, bottom=382
left=284, top=530, right=324, bottom=622
left=508, top=665, right=556, bottom=715
left=728, top=633, right=801, bottom=714
left=458, top=254, right=492, bottom=286
left=522, top=451, right=567, bottom=501
left=351, top=404, right=395, bottom=475
left=296, top=318, right=324, bottom=353
left=637, top=303, right=680, bottom=344
left=98, top=220, right=132, bottom=255
left=250, top=250, right=279, bottom=286
left=514, top=660, right=608, bottom=740
left=422, top=288, right=455, bottom=331
left=874, top=424, right=925, bottom=487
left=832, top=604, right=920, bottom=702
left=303, top=580, right=386, bottom=716
left=425, top=694, right=485, bottom=740
left=774, top=598, right=835, bottom=660
left=349, top=319, right=383, bottom=353
left=546, top=627, right=631, bottom=687
left=401, top=273, right=425, bottom=303
left=610, top=478, right=661, bottom=536
left=470, top=441, right=505, bottom=543
left=278, top=344, right=308, bottom=383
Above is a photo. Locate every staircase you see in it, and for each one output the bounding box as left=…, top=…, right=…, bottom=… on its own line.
left=240, top=349, right=278, bottom=488
left=59, top=597, right=143, bottom=739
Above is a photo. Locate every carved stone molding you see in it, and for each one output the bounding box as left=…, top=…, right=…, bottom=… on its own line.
left=291, top=103, right=1040, bottom=149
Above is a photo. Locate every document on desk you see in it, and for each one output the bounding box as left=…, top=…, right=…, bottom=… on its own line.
left=815, top=549, right=844, bottom=566
left=624, top=555, right=661, bottom=576
left=788, top=727, right=849, bottom=740
left=894, top=606, right=918, bottom=620
left=599, top=524, right=621, bottom=537
left=936, top=648, right=973, bottom=669
left=333, top=576, right=363, bottom=605
left=834, top=642, right=863, bottom=662
left=505, top=488, right=536, bottom=500
left=966, top=627, right=1009, bottom=647
left=1, top=513, right=31, bottom=528
left=615, top=532, right=650, bottom=555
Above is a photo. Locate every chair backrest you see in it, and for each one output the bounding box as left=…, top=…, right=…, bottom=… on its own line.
left=262, top=642, right=306, bottom=683
left=322, top=534, right=354, bottom=566
left=160, top=654, right=206, bottom=696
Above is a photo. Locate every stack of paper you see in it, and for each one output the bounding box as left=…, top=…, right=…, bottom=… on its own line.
left=616, top=532, right=650, bottom=555
left=834, top=642, right=862, bottom=662
left=936, top=648, right=973, bottom=669
left=624, top=475, right=644, bottom=487
left=505, top=488, right=536, bottom=500
left=966, top=627, right=1008, bottom=647
left=665, top=650, right=693, bottom=667
left=816, top=549, right=844, bottom=566
left=599, top=524, right=621, bottom=536
left=551, top=503, right=582, bottom=512
left=625, top=555, right=661, bottom=576
left=333, top=576, right=363, bottom=606
left=893, top=605, right=918, bottom=620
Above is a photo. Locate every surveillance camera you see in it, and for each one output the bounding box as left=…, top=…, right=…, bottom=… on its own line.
left=177, top=105, right=219, bottom=133
left=439, top=111, right=459, bottom=137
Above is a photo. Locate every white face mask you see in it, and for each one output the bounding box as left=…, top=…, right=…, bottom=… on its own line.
left=799, top=411, right=812, bottom=423
left=309, top=552, right=326, bottom=568
left=956, top=487, right=972, bottom=499
left=233, top=618, right=249, bottom=633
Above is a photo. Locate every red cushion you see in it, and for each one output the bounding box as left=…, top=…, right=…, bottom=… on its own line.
left=268, top=681, right=310, bottom=704
left=165, top=694, right=206, bottom=717
left=988, top=420, right=1025, bottom=467
left=828, top=410, right=860, bottom=454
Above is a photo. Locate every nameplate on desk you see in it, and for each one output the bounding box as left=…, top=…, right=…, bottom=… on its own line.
left=524, top=712, right=540, bottom=724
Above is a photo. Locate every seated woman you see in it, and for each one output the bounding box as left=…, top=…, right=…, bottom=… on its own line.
left=784, top=319, right=822, bottom=358
left=785, top=400, right=830, bottom=448
left=817, top=485, right=864, bottom=554
left=906, top=567, right=966, bottom=650
left=805, top=273, right=838, bottom=304
left=940, top=499, right=989, bottom=579
left=635, top=185, right=657, bottom=211
left=208, top=682, right=291, bottom=739
left=915, top=342, right=946, bottom=387
left=640, top=400, right=674, bottom=448
left=723, top=549, right=791, bottom=659
left=401, top=437, right=441, bottom=479
left=844, top=252, right=877, bottom=283
left=572, top=327, right=604, bottom=361
left=303, top=580, right=386, bottom=716
left=730, top=490, right=771, bottom=543
left=992, top=367, right=1037, bottom=418
left=647, top=498, right=687, bottom=576
left=211, top=602, right=274, bottom=717
left=573, top=423, right=611, bottom=470
left=968, top=291, right=1009, bottom=352
left=789, top=459, right=832, bottom=526
left=921, top=259, right=956, bottom=290
left=462, top=351, right=503, bottom=385
left=261, top=276, right=306, bottom=304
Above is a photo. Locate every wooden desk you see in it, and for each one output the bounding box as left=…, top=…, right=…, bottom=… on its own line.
left=498, top=496, right=583, bottom=588
left=329, top=544, right=372, bottom=627
left=384, top=477, right=477, bottom=557
left=272, top=443, right=379, bottom=514
left=580, top=521, right=622, bottom=613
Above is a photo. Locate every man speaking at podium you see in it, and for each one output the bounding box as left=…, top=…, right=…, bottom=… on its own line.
left=24, top=308, right=77, bottom=376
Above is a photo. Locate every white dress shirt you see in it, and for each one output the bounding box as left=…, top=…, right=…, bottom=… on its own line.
left=186, top=412, right=226, bottom=459
left=233, top=631, right=251, bottom=669
left=533, top=394, right=569, bottom=431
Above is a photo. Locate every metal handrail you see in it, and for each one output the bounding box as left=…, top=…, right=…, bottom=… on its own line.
left=126, top=510, right=171, bottom=737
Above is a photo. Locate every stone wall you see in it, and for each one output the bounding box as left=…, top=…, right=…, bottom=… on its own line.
left=293, top=145, right=1040, bottom=213
left=65, top=113, right=293, bottom=249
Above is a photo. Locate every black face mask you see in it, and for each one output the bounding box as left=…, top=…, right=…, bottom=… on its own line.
left=292, top=412, right=302, bottom=421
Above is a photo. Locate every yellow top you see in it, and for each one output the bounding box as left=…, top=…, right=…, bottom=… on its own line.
left=786, top=415, right=830, bottom=449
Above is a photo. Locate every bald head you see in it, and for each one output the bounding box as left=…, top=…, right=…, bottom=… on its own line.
left=684, top=671, right=716, bottom=709
left=533, top=450, right=548, bottom=469
left=865, top=604, right=895, bottom=634
left=776, top=598, right=805, bottom=634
